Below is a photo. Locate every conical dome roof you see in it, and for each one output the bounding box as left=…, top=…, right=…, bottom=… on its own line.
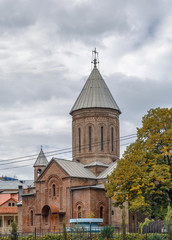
left=33, top=148, right=48, bottom=167
left=70, top=66, right=121, bottom=114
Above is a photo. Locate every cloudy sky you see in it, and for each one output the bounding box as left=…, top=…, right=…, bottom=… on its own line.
left=0, top=0, right=171, bottom=180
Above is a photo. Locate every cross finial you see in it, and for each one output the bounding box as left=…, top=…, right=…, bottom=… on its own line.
left=92, top=48, right=99, bottom=68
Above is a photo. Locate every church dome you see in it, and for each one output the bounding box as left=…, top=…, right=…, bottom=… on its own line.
left=70, top=58, right=121, bottom=115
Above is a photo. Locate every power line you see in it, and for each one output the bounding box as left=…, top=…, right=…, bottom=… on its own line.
left=0, top=135, right=137, bottom=170
left=0, top=134, right=137, bottom=167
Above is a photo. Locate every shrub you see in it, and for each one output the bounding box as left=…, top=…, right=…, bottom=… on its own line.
left=99, top=226, right=114, bottom=240
left=148, top=233, right=166, bottom=240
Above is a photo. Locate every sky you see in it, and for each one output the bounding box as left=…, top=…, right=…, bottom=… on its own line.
left=0, top=0, right=172, bottom=180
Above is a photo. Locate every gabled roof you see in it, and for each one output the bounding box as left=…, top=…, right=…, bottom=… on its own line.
left=97, top=161, right=117, bottom=179
left=0, top=194, right=19, bottom=206
left=34, top=148, right=48, bottom=167
left=53, top=158, right=96, bottom=179
left=70, top=66, right=121, bottom=114
left=37, top=157, right=117, bottom=181
left=84, top=160, right=108, bottom=168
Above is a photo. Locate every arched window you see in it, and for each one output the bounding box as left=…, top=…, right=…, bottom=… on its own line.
left=78, top=206, right=81, bottom=218
left=100, top=206, right=103, bottom=218
left=12, top=203, right=15, bottom=206
left=52, top=184, right=56, bottom=196
left=37, top=169, right=42, bottom=177
left=8, top=202, right=11, bottom=206
left=79, top=128, right=81, bottom=152
left=31, top=210, right=33, bottom=226
left=89, top=127, right=91, bottom=151
left=111, top=128, right=114, bottom=152
left=101, top=127, right=104, bottom=150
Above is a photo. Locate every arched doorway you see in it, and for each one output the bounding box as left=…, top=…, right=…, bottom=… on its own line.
left=41, top=205, right=58, bottom=232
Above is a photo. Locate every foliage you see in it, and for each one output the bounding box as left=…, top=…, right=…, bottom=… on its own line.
left=0, top=232, right=168, bottom=240
left=165, top=205, right=172, bottom=225
left=99, top=225, right=114, bottom=240
left=11, top=221, right=18, bottom=240
left=105, top=107, right=172, bottom=219
left=62, top=222, right=67, bottom=240
left=139, top=218, right=154, bottom=234
left=88, top=211, right=95, bottom=218
left=69, top=223, right=88, bottom=240
left=165, top=205, right=172, bottom=240
left=148, top=233, right=165, bottom=240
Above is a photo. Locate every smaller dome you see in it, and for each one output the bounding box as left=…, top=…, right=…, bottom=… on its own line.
left=33, top=148, right=48, bottom=167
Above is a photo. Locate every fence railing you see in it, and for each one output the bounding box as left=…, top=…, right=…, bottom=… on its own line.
left=0, top=223, right=171, bottom=239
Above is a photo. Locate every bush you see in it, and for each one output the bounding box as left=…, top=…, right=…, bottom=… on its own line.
left=148, top=233, right=166, bottom=240
left=99, top=226, right=114, bottom=240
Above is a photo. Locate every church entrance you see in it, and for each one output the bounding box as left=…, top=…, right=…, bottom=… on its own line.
left=41, top=205, right=58, bottom=232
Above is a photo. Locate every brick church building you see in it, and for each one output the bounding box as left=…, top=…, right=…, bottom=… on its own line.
left=19, top=50, right=134, bottom=233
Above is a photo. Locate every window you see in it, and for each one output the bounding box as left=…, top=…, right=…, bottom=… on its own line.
left=12, top=203, right=15, bottom=206
left=8, top=202, right=11, bottom=206
left=31, top=210, right=33, bottom=226
left=79, top=128, right=81, bottom=152
left=112, top=210, right=114, bottom=216
left=89, top=127, right=91, bottom=150
left=78, top=206, right=81, bottom=218
left=101, top=127, right=103, bottom=150
left=8, top=220, right=11, bottom=225
left=100, top=206, right=103, bottom=218
left=111, top=128, right=114, bottom=152
left=37, top=169, right=42, bottom=177
left=52, top=184, right=56, bottom=196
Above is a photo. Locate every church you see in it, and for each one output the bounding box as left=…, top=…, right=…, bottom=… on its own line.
left=19, top=50, right=135, bottom=233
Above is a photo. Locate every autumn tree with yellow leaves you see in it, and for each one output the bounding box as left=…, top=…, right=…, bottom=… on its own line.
left=105, top=108, right=172, bottom=219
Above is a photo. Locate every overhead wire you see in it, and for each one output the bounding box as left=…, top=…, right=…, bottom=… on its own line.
left=0, top=133, right=137, bottom=170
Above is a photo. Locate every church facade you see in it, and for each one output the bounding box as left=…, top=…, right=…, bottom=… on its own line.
left=20, top=51, right=136, bottom=233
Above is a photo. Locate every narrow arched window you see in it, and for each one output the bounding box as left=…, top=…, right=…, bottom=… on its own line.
left=52, top=184, right=56, bottom=196
left=79, top=128, right=81, bottom=152
left=31, top=210, right=33, bottom=226
left=8, top=202, right=11, bottom=206
left=101, top=127, right=104, bottom=150
left=12, top=203, right=15, bottom=206
left=37, top=169, right=42, bottom=177
left=100, top=206, right=103, bottom=218
left=111, top=128, right=114, bottom=152
left=89, top=127, right=91, bottom=151
left=78, top=206, right=81, bottom=218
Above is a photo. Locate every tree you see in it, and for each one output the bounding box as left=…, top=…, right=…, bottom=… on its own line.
left=11, top=221, right=18, bottom=240
left=165, top=205, right=172, bottom=239
left=105, top=108, right=172, bottom=219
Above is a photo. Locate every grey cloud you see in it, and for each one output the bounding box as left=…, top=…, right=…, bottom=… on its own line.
left=106, top=73, right=172, bottom=126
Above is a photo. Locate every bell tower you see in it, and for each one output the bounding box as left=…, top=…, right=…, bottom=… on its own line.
left=70, top=49, right=121, bottom=165
left=33, top=147, right=48, bottom=181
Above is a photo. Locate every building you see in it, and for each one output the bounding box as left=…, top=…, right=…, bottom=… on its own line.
left=0, top=179, right=34, bottom=233
left=20, top=50, right=135, bottom=233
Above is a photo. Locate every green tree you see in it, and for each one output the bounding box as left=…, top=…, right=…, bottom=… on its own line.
left=165, top=205, right=172, bottom=239
left=11, top=221, right=18, bottom=240
left=105, top=108, right=172, bottom=219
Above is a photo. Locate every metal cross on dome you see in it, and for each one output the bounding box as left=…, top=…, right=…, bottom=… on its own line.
left=92, top=48, right=99, bottom=68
